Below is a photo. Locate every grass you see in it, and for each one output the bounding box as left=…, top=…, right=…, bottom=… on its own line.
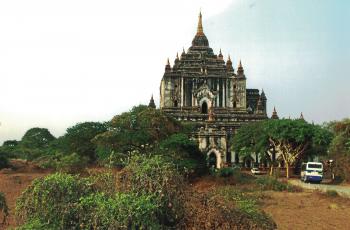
left=256, top=176, right=302, bottom=192
left=326, top=190, right=339, bottom=197
left=217, top=186, right=275, bottom=228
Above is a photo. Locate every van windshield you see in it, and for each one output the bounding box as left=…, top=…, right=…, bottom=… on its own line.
left=308, top=164, right=322, bottom=169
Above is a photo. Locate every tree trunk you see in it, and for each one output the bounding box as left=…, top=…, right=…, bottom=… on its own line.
left=269, top=165, right=274, bottom=176
left=285, top=162, right=290, bottom=179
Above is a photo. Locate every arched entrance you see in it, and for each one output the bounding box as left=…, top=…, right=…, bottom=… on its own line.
left=201, top=101, right=208, bottom=114
left=207, top=149, right=222, bottom=169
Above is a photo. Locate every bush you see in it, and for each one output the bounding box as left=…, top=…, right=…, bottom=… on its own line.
left=218, top=167, right=234, bottom=177
left=38, top=152, right=89, bottom=173
left=326, top=190, right=339, bottom=197
left=0, top=192, right=9, bottom=224
left=217, top=186, right=276, bottom=229
left=77, top=192, right=160, bottom=229
left=256, top=176, right=301, bottom=192
left=0, top=155, right=9, bottom=170
left=16, top=173, right=93, bottom=229
left=119, top=155, right=185, bottom=226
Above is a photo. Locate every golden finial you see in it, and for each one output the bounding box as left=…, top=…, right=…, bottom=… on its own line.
left=197, top=10, right=204, bottom=35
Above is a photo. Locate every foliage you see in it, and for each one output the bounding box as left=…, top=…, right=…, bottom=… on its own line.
left=328, top=119, right=350, bottom=182
left=21, top=128, right=56, bottom=149
left=77, top=192, right=160, bottom=229
left=325, top=190, right=339, bottom=197
left=58, top=122, right=107, bottom=161
left=0, top=192, right=9, bottom=224
left=15, top=164, right=181, bottom=229
left=217, top=186, right=275, bottom=229
left=255, top=176, right=301, bottom=192
left=93, top=105, right=182, bottom=156
left=159, top=133, right=206, bottom=176
left=0, top=154, right=9, bottom=170
left=217, top=167, right=234, bottom=177
left=232, top=119, right=333, bottom=178
left=118, top=154, right=185, bottom=226
left=38, top=152, right=89, bottom=173
left=16, top=218, right=57, bottom=230
left=16, top=173, right=93, bottom=229
left=2, top=140, right=18, bottom=148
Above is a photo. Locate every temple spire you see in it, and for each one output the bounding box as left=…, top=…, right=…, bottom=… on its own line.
left=300, top=112, right=304, bottom=120
left=197, top=10, right=204, bottom=35
left=165, top=58, right=171, bottom=72
left=271, top=106, right=279, bottom=119
left=148, top=95, right=156, bottom=109
left=237, top=59, right=244, bottom=75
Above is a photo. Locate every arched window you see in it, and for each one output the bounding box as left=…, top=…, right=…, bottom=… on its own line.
left=201, top=101, right=208, bottom=114
left=233, top=101, right=237, bottom=108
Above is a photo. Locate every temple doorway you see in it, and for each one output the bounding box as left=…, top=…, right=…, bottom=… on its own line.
left=201, top=101, right=208, bottom=114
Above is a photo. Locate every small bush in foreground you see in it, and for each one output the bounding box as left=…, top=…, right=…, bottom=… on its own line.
left=326, top=189, right=339, bottom=197
left=217, top=186, right=276, bottom=229
left=218, top=167, right=234, bottom=177
left=119, top=154, right=185, bottom=226
left=256, top=176, right=301, bottom=192
left=16, top=173, right=93, bottom=229
left=78, top=192, right=160, bottom=229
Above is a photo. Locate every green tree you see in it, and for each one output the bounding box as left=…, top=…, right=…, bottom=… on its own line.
left=328, top=118, right=350, bottom=181
left=94, top=105, right=182, bottom=158
left=232, top=119, right=333, bottom=178
left=59, top=122, right=107, bottom=161
left=21, top=128, right=56, bottom=149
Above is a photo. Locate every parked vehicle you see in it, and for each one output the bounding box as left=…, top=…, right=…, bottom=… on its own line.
left=251, top=167, right=261, bottom=175
left=300, top=162, right=323, bottom=183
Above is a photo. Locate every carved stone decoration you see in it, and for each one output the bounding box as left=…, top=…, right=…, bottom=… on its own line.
left=194, top=83, right=216, bottom=109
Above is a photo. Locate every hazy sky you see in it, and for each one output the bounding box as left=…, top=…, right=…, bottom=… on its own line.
left=0, top=0, right=349, bottom=144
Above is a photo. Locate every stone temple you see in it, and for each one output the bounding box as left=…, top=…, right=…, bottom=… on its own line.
left=155, top=12, right=278, bottom=168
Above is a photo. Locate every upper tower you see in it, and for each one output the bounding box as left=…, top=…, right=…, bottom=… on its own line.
left=191, top=11, right=209, bottom=47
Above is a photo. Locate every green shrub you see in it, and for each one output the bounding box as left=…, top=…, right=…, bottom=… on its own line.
left=119, top=155, right=185, bottom=226
left=256, top=176, right=300, bottom=192
left=38, top=152, right=89, bottom=173
left=218, top=167, right=234, bottom=177
left=16, top=173, right=93, bottom=229
left=16, top=218, right=57, bottom=230
left=56, top=152, right=89, bottom=173
left=326, top=189, right=339, bottom=197
left=88, top=170, right=117, bottom=196
left=217, top=186, right=275, bottom=228
left=0, top=192, right=9, bottom=224
left=0, top=155, right=9, bottom=170
left=77, top=192, right=160, bottom=229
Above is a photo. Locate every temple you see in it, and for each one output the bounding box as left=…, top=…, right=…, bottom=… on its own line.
left=157, top=12, right=276, bottom=168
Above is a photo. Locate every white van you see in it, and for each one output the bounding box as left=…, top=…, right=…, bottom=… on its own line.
left=300, top=162, right=323, bottom=183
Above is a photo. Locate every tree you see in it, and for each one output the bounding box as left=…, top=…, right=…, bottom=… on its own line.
left=21, top=128, right=56, bottom=149
left=232, top=119, right=333, bottom=178
left=2, top=140, right=18, bottom=148
left=264, top=119, right=332, bottom=178
left=231, top=121, right=273, bottom=173
left=327, top=119, right=350, bottom=182
left=93, top=105, right=182, bottom=158
left=59, top=122, right=107, bottom=161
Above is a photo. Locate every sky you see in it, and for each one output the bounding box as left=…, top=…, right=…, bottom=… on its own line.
left=0, top=0, right=349, bottom=144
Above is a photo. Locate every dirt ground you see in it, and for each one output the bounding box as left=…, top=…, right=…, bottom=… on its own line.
left=262, top=191, right=350, bottom=230
left=1, top=162, right=350, bottom=230
left=0, top=160, right=51, bottom=230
